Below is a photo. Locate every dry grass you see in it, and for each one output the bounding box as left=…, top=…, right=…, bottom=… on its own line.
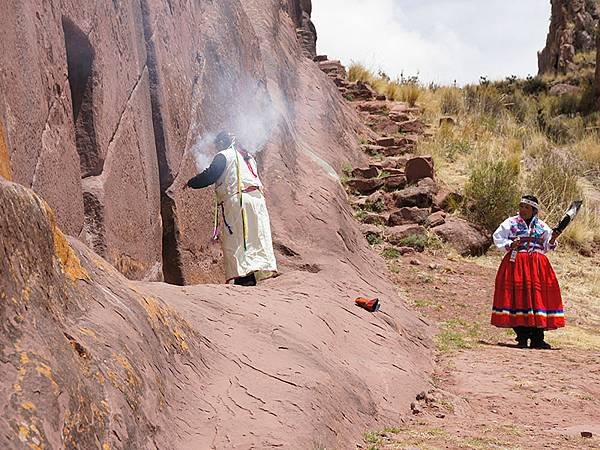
left=347, top=62, right=422, bottom=104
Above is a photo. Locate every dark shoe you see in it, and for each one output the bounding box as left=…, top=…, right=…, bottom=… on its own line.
left=516, top=340, right=529, bottom=348
left=530, top=340, right=552, bottom=350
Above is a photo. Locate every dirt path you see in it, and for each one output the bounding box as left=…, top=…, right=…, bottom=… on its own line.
left=363, top=250, right=600, bottom=450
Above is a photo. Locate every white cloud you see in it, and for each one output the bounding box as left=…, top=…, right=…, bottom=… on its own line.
left=312, top=0, right=551, bottom=85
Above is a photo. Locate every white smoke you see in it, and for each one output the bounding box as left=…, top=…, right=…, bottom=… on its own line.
left=189, top=132, right=216, bottom=172
left=187, top=78, right=285, bottom=174
left=231, top=98, right=282, bottom=155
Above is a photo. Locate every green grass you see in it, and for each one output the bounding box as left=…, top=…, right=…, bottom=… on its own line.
left=381, top=247, right=401, bottom=259
left=366, top=233, right=383, bottom=246
left=435, top=319, right=482, bottom=353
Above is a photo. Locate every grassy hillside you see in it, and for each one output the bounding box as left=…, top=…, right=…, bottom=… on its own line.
left=348, top=62, right=600, bottom=253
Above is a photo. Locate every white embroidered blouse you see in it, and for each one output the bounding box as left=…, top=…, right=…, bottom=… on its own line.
left=493, top=215, right=557, bottom=253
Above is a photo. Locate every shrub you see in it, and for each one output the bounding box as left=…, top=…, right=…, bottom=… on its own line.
left=398, top=234, right=428, bottom=252
left=439, top=87, right=464, bottom=115
left=366, top=233, right=383, bottom=246
left=348, top=62, right=373, bottom=83
left=526, top=151, right=583, bottom=225
left=463, top=155, right=521, bottom=231
left=544, top=115, right=585, bottom=144
left=464, top=84, right=508, bottom=118
left=399, top=83, right=421, bottom=107
left=381, top=247, right=401, bottom=259
left=522, top=76, right=548, bottom=95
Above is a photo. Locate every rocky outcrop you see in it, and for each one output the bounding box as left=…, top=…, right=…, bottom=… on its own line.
left=1, top=175, right=431, bottom=450
left=0, top=0, right=338, bottom=284
left=432, top=218, right=491, bottom=257
left=1, top=2, right=432, bottom=448
left=289, top=0, right=317, bottom=58
left=538, top=0, right=600, bottom=74
left=0, top=179, right=208, bottom=449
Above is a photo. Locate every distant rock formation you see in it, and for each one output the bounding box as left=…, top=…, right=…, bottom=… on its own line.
left=538, top=0, right=600, bottom=74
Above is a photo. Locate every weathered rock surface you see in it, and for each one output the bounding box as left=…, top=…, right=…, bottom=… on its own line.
left=388, top=207, right=429, bottom=226
left=393, top=177, right=437, bottom=208
left=385, top=224, right=426, bottom=245
left=0, top=178, right=430, bottom=450
left=405, top=156, right=435, bottom=184
left=0, top=1, right=432, bottom=448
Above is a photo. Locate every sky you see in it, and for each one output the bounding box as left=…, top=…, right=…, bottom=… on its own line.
left=311, top=0, right=552, bottom=86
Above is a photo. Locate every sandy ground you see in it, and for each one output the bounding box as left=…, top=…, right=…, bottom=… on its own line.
left=360, top=249, right=600, bottom=450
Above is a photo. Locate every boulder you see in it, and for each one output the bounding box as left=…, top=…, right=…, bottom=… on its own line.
left=318, top=60, right=347, bottom=78
left=376, top=137, right=396, bottom=147
left=360, top=223, right=383, bottom=240
left=372, top=119, right=400, bottom=135
left=352, top=166, right=379, bottom=179
left=439, top=116, right=456, bottom=126
left=362, top=212, right=388, bottom=225
left=390, top=103, right=410, bottom=114
left=393, top=177, right=436, bottom=208
left=398, top=119, right=426, bottom=134
left=549, top=83, right=580, bottom=96
left=382, top=175, right=407, bottom=191
left=356, top=100, right=389, bottom=114
left=346, top=178, right=384, bottom=195
left=432, top=218, right=491, bottom=256
left=434, top=190, right=463, bottom=212
left=426, top=211, right=447, bottom=228
left=388, top=207, right=430, bottom=226
left=385, top=224, right=426, bottom=245
left=405, top=156, right=435, bottom=183
left=389, top=112, right=411, bottom=123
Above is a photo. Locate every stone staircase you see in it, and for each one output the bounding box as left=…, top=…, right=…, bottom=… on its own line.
left=316, top=56, right=491, bottom=257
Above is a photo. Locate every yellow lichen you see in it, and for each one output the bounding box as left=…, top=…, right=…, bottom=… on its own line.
left=0, top=119, right=12, bottom=181
left=41, top=202, right=89, bottom=282
left=114, top=354, right=140, bottom=387
left=36, top=364, right=59, bottom=393
left=18, top=424, right=29, bottom=442
left=102, top=443, right=110, bottom=450
left=140, top=296, right=193, bottom=353
left=79, top=327, right=97, bottom=338
left=22, top=401, right=36, bottom=411
left=20, top=352, right=30, bottom=364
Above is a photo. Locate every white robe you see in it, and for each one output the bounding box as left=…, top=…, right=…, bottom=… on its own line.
left=215, top=145, right=277, bottom=281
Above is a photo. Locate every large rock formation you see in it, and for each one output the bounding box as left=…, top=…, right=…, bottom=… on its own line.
left=0, top=0, right=431, bottom=448
left=0, top=0, right=322, bottom=284
left=0, top=172, right=430, bottom=449
left=539, top=0, right=600, bottom=74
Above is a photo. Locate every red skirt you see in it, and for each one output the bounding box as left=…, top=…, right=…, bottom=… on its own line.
left=491, top=251, right=565, bottom=329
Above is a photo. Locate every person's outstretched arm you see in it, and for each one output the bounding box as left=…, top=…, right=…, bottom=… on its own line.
left=187, top=154, right=226, bottom=189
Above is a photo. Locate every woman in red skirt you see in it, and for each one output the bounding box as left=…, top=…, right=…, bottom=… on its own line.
left=491, top=195, right=564, bottom=349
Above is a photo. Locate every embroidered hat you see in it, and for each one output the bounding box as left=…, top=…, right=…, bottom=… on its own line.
left=520, top=195, right=540, bottom=210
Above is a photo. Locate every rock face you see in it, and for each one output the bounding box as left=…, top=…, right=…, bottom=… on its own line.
left=0, top=0, right=327, bottom=284
left=290, top=0, right=318, bottom=58
left=538, top=0, right=600, bottom=74
left=0, top=176, right=430, bottom=450
left=0, top=180, right=207, bottom=449
left=0, top=2, right=431, bottom=449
